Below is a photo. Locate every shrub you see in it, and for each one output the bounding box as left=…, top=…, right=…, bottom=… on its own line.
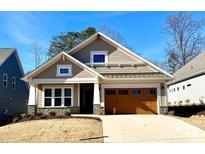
left=64, top=111, right=71, bottom=116
left=168, top=110, right=175, bottom=115
left=20, top=113, right=31, bottom=119
left=36, top=112, right=43, bottom=116
left=12, top=116, right=20, bottom=123
left=49, top=111, right=56, bottom=116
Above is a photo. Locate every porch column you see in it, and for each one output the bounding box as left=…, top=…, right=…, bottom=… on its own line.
left=93, top=83, right=102, bottom=114
left=28, top=84, right=36, bottom=105
left=93, top=83, right=100, bottom=105
left=28, top=83, right=36, bottom=116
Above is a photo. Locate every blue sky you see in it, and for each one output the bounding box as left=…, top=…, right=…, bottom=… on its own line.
left=0, top=11, right=205, bottom=73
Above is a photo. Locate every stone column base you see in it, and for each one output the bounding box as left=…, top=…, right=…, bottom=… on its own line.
left=28, top=105, right=36, bottom=116
left=160, top=106, right=168, bottom=115
left=93, top=104, right=104, bottom=115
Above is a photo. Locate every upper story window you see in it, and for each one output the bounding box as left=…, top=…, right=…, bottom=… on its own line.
left=2, top=73, right=7, bottom=88
left=57, top=65, right=72, bottom=77
left=12, top=76, right=16, bottom=89
left=90, top=51, right=108, bottom=64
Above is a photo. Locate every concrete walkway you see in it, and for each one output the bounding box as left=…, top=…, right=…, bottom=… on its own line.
left=99, top=115, right=205, bottom=143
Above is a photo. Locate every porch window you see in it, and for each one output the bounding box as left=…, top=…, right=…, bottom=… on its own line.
left=43, top=87, right=73, bottom=107
left=54, top=89, right=62, bottom=106
left=44, top=89, right=52, bottom=106
left=64, top=88, right=72, bottom=106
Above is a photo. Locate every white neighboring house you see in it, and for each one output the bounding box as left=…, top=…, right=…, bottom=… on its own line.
left=167, top=52, right=205, bottom=107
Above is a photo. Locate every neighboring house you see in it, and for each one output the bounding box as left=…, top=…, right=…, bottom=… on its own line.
left=22, top=32, right=173, bottom=116
left=167, top=52, right=205, bottom=107
left=0, top=48, right=28, bottom=117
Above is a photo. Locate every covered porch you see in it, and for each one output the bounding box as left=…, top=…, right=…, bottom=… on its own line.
left=27, top=78, right=103, bottom=116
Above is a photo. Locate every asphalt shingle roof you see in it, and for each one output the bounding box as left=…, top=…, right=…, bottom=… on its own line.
left=168, top=52, right=205, bottom=84
left=0, top=48, right=16, bottom=66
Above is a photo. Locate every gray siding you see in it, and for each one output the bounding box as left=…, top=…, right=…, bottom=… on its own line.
left=0, top=52, right=28, bottom=116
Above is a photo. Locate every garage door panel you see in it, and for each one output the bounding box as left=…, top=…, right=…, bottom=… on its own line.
left=105, top=88, right=157, bottom=114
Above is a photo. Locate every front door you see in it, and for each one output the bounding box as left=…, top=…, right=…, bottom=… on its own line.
left=80, top=84, right=94, bottom=114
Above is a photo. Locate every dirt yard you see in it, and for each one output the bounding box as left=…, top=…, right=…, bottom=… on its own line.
left=174, top=116, right=205, bottom=131
left=0, top=118, right=103, bottom=143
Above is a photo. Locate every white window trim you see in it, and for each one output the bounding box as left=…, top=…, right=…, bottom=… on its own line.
left=42, top=86, right=74, bottom=107
left=90, top=51, right=108, bottom=64
left=2, top=73, right=8, bottom=88
left=56, top=65, right=72, bottom=77
left=12, top=76, right=16, bottom=89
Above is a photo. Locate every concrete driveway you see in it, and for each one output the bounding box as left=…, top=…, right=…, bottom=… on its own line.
left=99, top=115, right=205, bottom=143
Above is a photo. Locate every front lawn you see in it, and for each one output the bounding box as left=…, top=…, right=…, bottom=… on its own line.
left=0, top=118, right=103, bottom=143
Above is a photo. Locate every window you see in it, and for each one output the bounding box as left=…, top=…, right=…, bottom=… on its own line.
left=177, top=87, right=179, bottom=91
left=57, top=65, right=72, bottom=76
left=91, top=51, right=108, bottom=63
left=44, top=89, right=52, bottom=106
left=106, top=89, right=116, bottom=95
left=64, top=88, right=72, bottom=106
left=54, top=89, right=62, bottom=106
left=2, top=73, right=7, bottom=88
left=12, top=76, right=16, bottom=89
left=132, top=89, right=141, bottom=95
left=145, top=89, right=156, bottom=95
left=187, top=84, right=191, bottom=87
left=119, top=90, right=129, bottom=95
left=183, top=85, right=185, bottom=90
left=174, top=88, right=175, bottom=92
left=44, top=87, right=73, bottom=107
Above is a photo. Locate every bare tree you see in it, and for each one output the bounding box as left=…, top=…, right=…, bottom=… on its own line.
left=163, top=12, right=205, bottom=74
left=32, top=44, right=43, bottom=68
left=98, top=23, right=134, bottom=50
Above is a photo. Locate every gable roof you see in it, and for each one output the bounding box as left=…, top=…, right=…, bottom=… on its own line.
left=0, top=48, right=15, bottom=66
left=22, top=52, right=104, bottom=82
left=0, top=48, right=25, bottom=76
left=168, top=52, right=205, bottom=85
left=68, top=32, right=173, bottom=78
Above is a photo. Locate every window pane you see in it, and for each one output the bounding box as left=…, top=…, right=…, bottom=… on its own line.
left=45, top=89, right=52, bottom=97
left=54, top=98, right=61, bottom=106
left=3, top=81, right=7, bottom=87
left=64, top=88, right=71, bottom=97
left=64, top=98, right=71, bottom=106
left=55, top=89, right=61, bottom=97
left=60, top=68, right=69, bottom=74
left=132, top=89, right=141, bottom=95
left=93, top=54, right=105, bottom=63
left=45, top=98, right=51, bottom=106
left=119, top=90, right=129, bottom=95
left=3, top=74, right=7, bottom=80
left=106, top=89, right=116, bottom=95
left=145, top=89, right=156, bottom=95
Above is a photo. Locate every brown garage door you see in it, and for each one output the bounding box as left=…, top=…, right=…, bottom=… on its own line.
left=105, top=88, right=157, bottom=114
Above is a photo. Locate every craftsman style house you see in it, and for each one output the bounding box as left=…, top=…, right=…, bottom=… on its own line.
left=22, top=32, right=173, bottom=115
left=0, top=48, right=28, bottom=116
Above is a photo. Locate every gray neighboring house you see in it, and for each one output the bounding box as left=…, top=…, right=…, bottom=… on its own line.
left=0, top=48, right=28, bottom=117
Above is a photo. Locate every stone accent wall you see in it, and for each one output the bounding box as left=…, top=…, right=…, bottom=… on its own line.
left=160, top=106, right=168, bottom=115
left=36, top=107, right=80, bottom=115
left=28, top=105, right=36, bottom=116
left=93, top=104, right=104, bottom=115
